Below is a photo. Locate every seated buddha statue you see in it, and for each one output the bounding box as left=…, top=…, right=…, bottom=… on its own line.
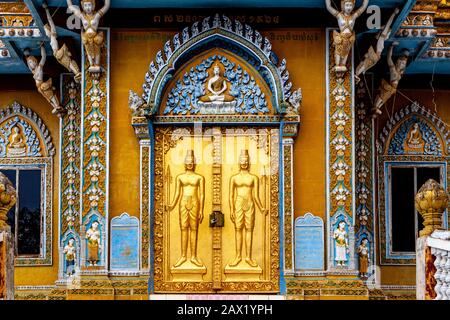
left=7, top=126, right=26, bottom=157
left=199, top=64, right=235, bottom=103
left=407, top=123, right=423, bottom=149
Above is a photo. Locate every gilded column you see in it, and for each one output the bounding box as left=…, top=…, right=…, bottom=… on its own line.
left=140, top=138, right=151, bottom=273
left=212, top=127, right=222, bottom=290
left=80, top=28, right=110, bottom=272
left=131, top=113, right=151, bottom=274
left=326, top=29, right=357, bottom=272
left=282, top=137, right=294, bottom=274
left=355, top=78, right=375, bottom=279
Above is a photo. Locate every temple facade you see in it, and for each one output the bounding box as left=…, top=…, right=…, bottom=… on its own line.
left=0, top=0, right=449, bottom=300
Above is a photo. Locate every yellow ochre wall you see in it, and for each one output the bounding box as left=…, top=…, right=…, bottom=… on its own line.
left=4, top=28, right=326, bottom=287
left=0, top=90, right=60, bottom=286
left=110, top=28, right=327, bottom=223
left=375, top=89, right=450, bottom=286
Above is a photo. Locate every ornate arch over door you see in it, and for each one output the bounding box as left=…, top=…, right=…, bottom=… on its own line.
left=129, top=14, right=301, bottom=294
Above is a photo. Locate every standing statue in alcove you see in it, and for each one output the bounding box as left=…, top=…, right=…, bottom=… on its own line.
left=43, top=2, right=82, bottom=82
left=25, top=45, right=65, bottom=117
left=66, top=0, right=110, bottom=73
left=86, top=220, right=101, bottom=266
left=355, top=8, right=400, bottom=83
left=357, top=238, right=370, bottom=278
left=325, top=0, right=370, bottom=74
left=372, top=43, right=409, bottom=117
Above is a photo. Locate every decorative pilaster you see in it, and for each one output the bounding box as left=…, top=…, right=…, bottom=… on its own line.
left=80, top=28, right=110, bottom=271
left=326, top=29, right=356, bottom=272
left=212, top=127, right=222, bottom=290
left=355, top=79, right=375, bottom=279
left=282, top=137, right=294, bottom=274
left=140, top=139, right=151, bottom=272
left=58, top=75, right=82, bottom=280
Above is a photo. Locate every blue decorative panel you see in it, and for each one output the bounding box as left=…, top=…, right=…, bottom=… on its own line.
left=0, top=116, right=43, bottom=157
left=388, top=116, right=442, bottom=156
left=294, top=213, right=324, bottom=270
left=111, top=212, right=139, bottom=271
left=164, top=54, right=269, bottom=115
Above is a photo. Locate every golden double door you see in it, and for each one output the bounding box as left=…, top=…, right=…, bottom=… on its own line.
left=153, top=126, right=280, bottom=293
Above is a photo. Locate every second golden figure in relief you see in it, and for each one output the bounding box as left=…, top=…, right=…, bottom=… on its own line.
left=228, top=150, right=267, bottom=269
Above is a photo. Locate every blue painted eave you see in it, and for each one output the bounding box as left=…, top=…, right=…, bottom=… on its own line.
left=35, top=0, right=405, bottom=8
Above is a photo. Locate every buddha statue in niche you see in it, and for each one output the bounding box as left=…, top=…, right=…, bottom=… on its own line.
left=199, top=64, right=235, bottom=103
left=407, top=123, right=424, bottom=149
left=7, top=126, right=27, bottom=157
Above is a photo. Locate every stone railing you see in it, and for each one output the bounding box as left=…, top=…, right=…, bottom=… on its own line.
left=428, top=231, right=450, bottom=300
left=415, top=179, right=450, bottom=300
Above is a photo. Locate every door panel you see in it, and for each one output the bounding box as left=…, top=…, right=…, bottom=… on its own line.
left=153, top=126, right=279, bottom=293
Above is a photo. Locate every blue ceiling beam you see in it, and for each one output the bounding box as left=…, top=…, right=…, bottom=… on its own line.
left=390, top=0, right=416, bottom=37
left=23, top=0, right=48, bottom=38
left=35, top=0, right=406, bottom=8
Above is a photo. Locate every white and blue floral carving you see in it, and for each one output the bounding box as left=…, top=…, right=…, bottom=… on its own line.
left=388, top=116, right=442, bottom=156
left=163, top=55, right=269, bottom=115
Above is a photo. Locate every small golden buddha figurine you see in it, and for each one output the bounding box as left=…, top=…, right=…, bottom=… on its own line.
left=199, top=64, right=235, bottom=103
left=9, top=126, right=26, bottom=149
left=67, top=0, right=110, bottom=73
left=7, top=126, right=27, bottom=157
left=43, top=2, right=82, bottom=82
left=407, top=123, right=423, bottom=148
left=326, top=0, right=369, bottom=74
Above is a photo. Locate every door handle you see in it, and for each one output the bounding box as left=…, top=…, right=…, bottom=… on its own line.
left=209, top=211, right=224, bottom=228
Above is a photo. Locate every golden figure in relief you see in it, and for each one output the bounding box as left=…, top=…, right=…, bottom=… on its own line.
left=7, top=126, right=27, bottom=157
left=228, top=150, right=267, bottom=268
left=66, top=0, right=110, bottom=73
left=166, top=150, right=206, bottom=268
left=407, top=123, right=423, bottom=148
left=199, top=64, right=235, bottom=103
left=43, top=2, right=82, bottom=82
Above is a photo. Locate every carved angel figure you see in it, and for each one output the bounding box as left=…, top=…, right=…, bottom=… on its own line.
left=43, top=2, right=82, bottom=82
left=372, top=43, right=409, bottom=117
left=128, top=90, right=146, bottom=117
left=25, top=45, right=65, bottom=117
left=326, top=0, right=369, bottom=73
left=355, top=8, right=400, bottom=83
left=66, top=0, right=110, bottom=73
left=288, top=88, right=302, bottom=114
